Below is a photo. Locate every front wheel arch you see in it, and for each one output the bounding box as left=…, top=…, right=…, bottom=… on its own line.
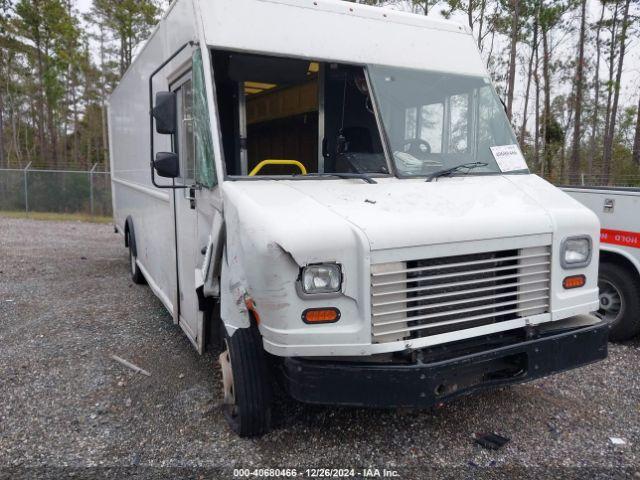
left=600, top=250, right=640, bottom=280
left=124, top=216, right=137, bottom=257
left=598, top=255, right=640, bottom=341
left=124, top=216, right=145, bottom=285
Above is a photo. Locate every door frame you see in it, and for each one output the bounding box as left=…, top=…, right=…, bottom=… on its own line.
left=170, top=70, right=201, bottom=347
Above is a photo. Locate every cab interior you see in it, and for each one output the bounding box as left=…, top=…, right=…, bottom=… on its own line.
left=212, top=50, right=387, bottom=178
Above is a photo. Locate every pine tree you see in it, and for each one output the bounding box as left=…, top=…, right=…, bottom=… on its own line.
left=89, top=0, right=159, bottom=76
left=569, top=0, right=587, bottom=180
left=602, top=0, right=631, bottom=183
left=633, top=95, right=640, bottom=166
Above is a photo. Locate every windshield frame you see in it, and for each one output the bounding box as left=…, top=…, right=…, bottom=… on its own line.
left=361, top=66, right=397, bottom=178
left=365, top=64, right=529, bottom=180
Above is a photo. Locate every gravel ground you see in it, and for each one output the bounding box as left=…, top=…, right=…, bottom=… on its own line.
left=0, top=216, right=639, bottom=479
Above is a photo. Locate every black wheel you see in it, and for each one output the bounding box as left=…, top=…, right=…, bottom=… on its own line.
left=598, top=262, right=640, bottom=341
left=219, top=324, right=272, bottom=437
left=127, top=229, right=146, bottom=285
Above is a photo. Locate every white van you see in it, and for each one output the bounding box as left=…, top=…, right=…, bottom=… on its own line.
left=563, top=186, right=640, bottom=341
left=109, top=0, right=608, bottom=437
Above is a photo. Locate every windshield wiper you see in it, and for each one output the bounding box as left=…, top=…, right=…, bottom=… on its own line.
left=295, top=172, right=378, bottom=184
left=426, top=162, right=488, bottom=182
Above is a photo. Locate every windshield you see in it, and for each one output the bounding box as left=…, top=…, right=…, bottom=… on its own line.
left=368, top=65, right=528, bottom=177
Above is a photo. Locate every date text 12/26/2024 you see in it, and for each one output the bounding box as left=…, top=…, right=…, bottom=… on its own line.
left=233, top=468, right=400, bottom=478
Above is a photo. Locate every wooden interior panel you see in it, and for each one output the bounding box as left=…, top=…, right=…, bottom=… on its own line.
left=245, top=77, right=319, bottom=175
left=246, top=80, right=318, bottom=125
left=247, top=113, right=318, bottom=175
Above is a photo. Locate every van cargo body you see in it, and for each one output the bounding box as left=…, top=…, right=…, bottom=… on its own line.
left=109, top=0, right=608, bottom=436
left=563, top=186, right=640, bottom=341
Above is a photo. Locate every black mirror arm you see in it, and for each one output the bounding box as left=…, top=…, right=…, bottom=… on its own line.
left=149, top=40, right=196, bottom=190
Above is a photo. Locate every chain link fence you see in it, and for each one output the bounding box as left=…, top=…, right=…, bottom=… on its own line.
left=1, top=165, right=637, bottom=221
left=0, top=165, right=112, bottom=218
left=561, top=174, right=640, bottom=188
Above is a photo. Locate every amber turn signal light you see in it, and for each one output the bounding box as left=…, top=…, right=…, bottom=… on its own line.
left=302, top=308, right=341, bottom=324
left=563, top=275, right=586, bottom=289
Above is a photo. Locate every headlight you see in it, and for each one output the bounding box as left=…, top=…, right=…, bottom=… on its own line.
left=561, top=236, right=592, bottom=268
left=301, top=264, right=342, bottom=294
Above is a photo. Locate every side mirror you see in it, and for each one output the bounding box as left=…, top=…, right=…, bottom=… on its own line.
left=154, top=152, right=180, bottom=178
left=152, top=91, right=177, bottom=135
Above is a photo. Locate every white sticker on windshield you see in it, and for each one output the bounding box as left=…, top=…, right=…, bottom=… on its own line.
left=490, top=144, right=528, bottom=172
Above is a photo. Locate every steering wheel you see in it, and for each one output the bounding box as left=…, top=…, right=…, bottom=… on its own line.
left=404, top=139, right=432, bottom=157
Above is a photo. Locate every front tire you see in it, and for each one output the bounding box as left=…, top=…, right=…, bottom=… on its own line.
left=219, top=324, right=272, bottom=437
left=598, top=262, right=640, bottom=341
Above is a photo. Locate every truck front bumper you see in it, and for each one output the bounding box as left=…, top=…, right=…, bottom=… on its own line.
left=280, top=319, right=608, bottom=408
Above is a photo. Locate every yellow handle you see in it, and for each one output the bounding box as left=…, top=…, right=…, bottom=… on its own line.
left=249, top=159, right=307, bottom=176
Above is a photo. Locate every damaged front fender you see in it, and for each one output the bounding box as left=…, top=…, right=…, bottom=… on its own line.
left=218, top=181, right=373, bottom=352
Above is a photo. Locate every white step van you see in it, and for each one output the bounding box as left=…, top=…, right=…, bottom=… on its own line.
left=109, top=0, right=608, bottom=436
left=563, top=186, right=640, bottom=341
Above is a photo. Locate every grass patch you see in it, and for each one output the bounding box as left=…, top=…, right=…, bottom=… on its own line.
left=0, top=210, right=112, bottom=224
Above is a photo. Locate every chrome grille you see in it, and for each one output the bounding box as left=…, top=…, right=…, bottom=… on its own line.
left=371, top=246, right=551, bottom=343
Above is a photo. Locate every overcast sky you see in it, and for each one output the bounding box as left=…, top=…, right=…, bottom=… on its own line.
left=76, top=0, right=90, bottom=14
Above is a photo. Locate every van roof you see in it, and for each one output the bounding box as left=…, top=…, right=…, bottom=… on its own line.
left=199, top=0, right=486, bottom=76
